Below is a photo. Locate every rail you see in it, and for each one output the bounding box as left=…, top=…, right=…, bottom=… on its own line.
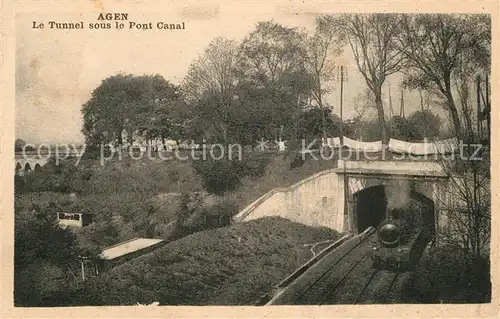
left=262, top=227, right=376, bottom=305
left=276, top=234, right=352, bottom=288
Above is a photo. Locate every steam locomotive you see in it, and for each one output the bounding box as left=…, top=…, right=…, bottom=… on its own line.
left=371, top=196, right=434, bottom=271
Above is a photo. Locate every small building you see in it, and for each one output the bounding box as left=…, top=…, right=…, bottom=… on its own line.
left=56, top=212, right=93, bottom=228
left=99, top=237, right=165, bottom=270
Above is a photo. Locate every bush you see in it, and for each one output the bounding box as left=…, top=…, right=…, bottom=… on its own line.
left=14, top=208, right=81, bottom=306
left=403, top=245, right=491, bottom=303
left=77, top=217, right=341, bottom=306
left=192, top=154, right=272, bottom=194
left=173, top=194, right=238, bottom=239
left=192, top=158, right=246, bottom=194
left=14, top=175, right=25, bottom=194
left=241, top=154, right=271, bottom=179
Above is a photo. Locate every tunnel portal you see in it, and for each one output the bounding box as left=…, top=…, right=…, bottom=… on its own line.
left=354, top=185, right=387, bottom=233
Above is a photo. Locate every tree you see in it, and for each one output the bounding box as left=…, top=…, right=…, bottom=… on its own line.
left=396, top=14, right=491, bottom=265
left=135, top=78, right=187, bottom=148
left=387, top=115, right=411, bottom=140
left=294, top=107, right=341, bottom=141
left=305, top=16, right=345, bottom=142
left=336, top=13, right=403, bottom=143
left=431, top=39, right=491, bottom=287
left=397, top=14, right=491, bottom=140
left=182, top=37, right=239, bottom=144
left=81, top=74, right=181, bottom=149
left=407, top=110, right=442, bottom=141
left=436, top=134, right=490, bottom=265
left=15, top=208, right=80, bottom=306
left=237, top=21, right=314, bottom=140
left=15, top=138, right=26, bottom=151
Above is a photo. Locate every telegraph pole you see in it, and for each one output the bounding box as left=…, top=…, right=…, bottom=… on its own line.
left=476, top=75, right=481, bottom=142
left=420, top=90, right=427, bottom=139
left=80, top=258, right=86, bottom=281
left=340, top=65, right=345, bottom=145
left=399, top=89, right=405, bottom=118
left=486, top=74, right=490, bottom=141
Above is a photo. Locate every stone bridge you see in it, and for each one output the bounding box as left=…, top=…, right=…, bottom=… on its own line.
left=233, top=159, right=452, bottom=236
left=15, top=156, right=50, bottom=175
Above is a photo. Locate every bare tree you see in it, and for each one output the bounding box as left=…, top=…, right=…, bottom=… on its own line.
left=336, top=13, right=403, bottom=143
left=304, top=15, right=345, bottom=142
left=433, top=74, right=490, bottom=269
left=396, top=14, right=491, bottom=140
left=436, top=143, right=490, bottom=261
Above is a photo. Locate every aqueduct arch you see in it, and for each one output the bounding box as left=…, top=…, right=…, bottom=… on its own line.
left=14, top=157, right=50, bottom=175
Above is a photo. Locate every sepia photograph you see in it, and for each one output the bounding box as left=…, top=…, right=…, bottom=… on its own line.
left=4, top=1, right=496, bottom=314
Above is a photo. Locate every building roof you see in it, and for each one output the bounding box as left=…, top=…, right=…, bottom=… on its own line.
left=99, top=238, right=164, bottom=260
left=56, top=211, right=95, bottom=216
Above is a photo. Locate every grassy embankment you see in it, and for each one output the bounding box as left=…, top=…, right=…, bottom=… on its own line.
left=74, top=217, right=341, bottom=306
left=15, top=152, right=337, bottom=250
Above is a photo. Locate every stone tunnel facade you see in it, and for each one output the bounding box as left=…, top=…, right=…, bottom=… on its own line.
left=233, top=160, right=451, bottom=235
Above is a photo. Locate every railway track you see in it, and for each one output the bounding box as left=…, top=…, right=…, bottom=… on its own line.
left=294, top=239, right=406, bottom=305
left=292, top=233, right=378, bottom=305
left=266, top=228, right=411, bottom=305
left=352, top=269, right=401, bottom=304
left=317, top=254, right=370, bottom=305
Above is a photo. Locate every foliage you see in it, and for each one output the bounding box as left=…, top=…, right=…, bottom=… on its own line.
left=74, top=217, right=341, bottom=306
left=403, top=245, right=490, bottom=303
left=15, top=138, right=26, bottom=151
left=14, top=175, right=25, bottom=193
left=294, top=107, right=341, bottom=141
left=406, top=110, right=442, bottom=140
left=14, top=208, right=80, bottom=306
left=20, top=162, right=77, bottom=194
left=387, top=116, right=411, bottom=140
left=397, top=14, right=491, bottom=139
left=236, top=21, right=314, bottom=141
left=182, top=37, right=239, bottom=143
left=304, top=15, right=345, bottom=140
left=191, top=158, right=246, bottom=195
left=81, top=74, right=184, bottom=149
left=356, top=119, right=383, bottom=142
left=172, top=194, right=239, bottom=239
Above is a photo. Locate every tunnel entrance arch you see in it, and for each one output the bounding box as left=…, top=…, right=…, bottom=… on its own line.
left=353, top=185, right=387, bottom=233
left=409, top=190, right=436, bottom=235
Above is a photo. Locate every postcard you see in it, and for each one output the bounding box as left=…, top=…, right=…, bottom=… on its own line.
left=1, top=0, right=498, bottom=318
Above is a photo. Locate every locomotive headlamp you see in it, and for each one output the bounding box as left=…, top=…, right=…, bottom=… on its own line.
left=378, top=222, right=401, bottom=247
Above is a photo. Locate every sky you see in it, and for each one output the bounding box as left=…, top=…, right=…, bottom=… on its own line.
left=16, top=6, right=434, bottom=144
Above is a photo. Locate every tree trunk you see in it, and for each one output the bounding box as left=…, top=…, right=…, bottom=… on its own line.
left=116, top=129, right=123, bottom=147
left=374, top=89, right=388, bottom=144
left=444, top=75, right=463, bottom=140
left=161, top=136, right=166, bottom=150
left=316, top=76, right=328, bottom=144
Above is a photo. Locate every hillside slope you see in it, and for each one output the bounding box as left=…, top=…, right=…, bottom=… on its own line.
left=76, top=217, right=341, bottom=306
